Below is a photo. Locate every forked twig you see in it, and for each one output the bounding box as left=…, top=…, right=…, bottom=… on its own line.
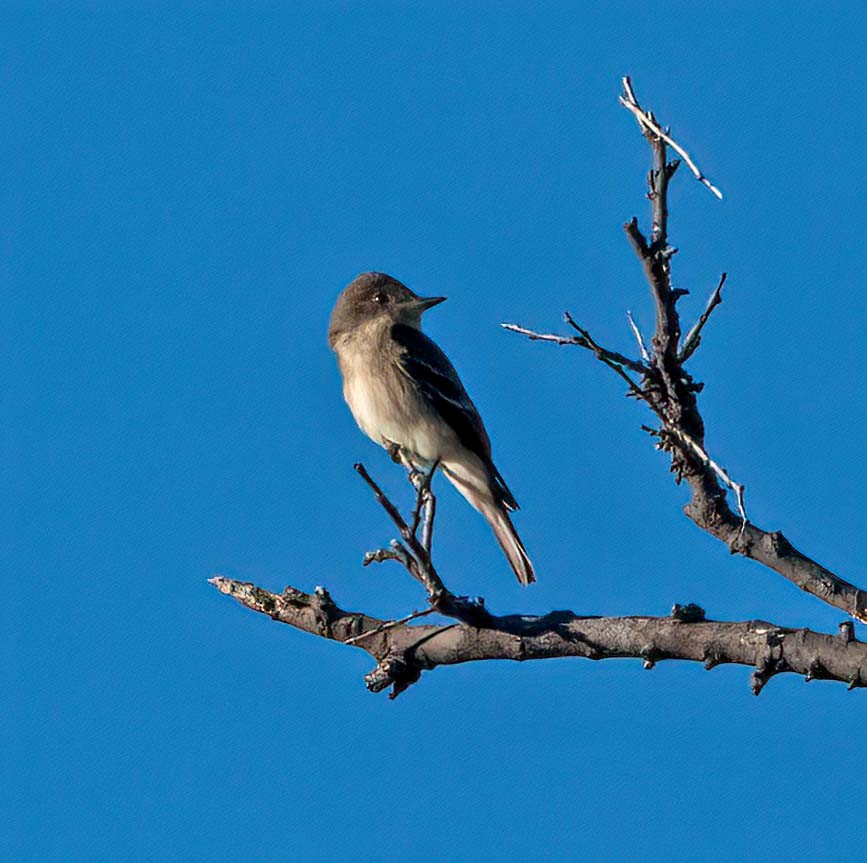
left=354, top=461, right=493, bottom=626
left=354, top=462, right=445, bottom=599
left=505, top=307, right=743, bottom=516
left=564, top=312, right=648, bottom=393
left=502, top=322, right=648, bottom=375
left=565, top=313, right=746, bottom=527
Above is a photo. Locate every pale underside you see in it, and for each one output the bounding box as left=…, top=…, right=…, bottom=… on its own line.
left=335, top=320, right=494, bottom=511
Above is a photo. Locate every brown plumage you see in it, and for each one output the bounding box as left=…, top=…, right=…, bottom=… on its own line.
left=329, top=272, right=534, bottom=584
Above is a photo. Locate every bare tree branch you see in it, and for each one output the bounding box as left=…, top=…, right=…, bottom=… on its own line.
left=355, top=461, right=491, bottom=625
left=626, top=310, right=651, bottom=363
left=501, top=322, right=647, bottom=374
left=354, top=461, right=443, bottom=600
left=210, top=577, right=867, bottom=698
left=506, top=77, right=867, bottom=623
left=619, top=75, right=723, bottom=199
left=211, top=458, right=867, bottom=696
left=680, top=273, right=727, bottom=362
left=343, top=606, right=436, bottom=646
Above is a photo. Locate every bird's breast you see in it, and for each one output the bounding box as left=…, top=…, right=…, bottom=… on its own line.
left=336, top=337, right=452, bottom=464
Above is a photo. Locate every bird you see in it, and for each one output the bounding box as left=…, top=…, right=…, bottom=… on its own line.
left=328, top=271, right=534, bottom=584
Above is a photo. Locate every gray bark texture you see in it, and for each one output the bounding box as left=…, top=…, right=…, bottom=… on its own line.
left=211, top=579, right=867, bottom=698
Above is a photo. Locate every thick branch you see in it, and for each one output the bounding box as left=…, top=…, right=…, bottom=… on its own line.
left=684, top=479, right=867, bottom=620
left=210, top=577, right=867, bottom=698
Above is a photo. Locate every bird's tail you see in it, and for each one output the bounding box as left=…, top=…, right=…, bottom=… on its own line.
left=480, top=500, right=536, bottom=585
left=443, top=461, right=535, bottom=585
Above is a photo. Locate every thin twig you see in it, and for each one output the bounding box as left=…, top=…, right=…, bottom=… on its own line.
left=620, top=76, right=723, bottom=200
left=626, top=310, right=651, bottom=362
left=409, top=459, right=439, bottom=538
left=355, top=462, right=412, bottom=539
left=363, top=546, right=406, bottom=567
left=502, top=322, right=648, bottom=375
left=409, top=470, right=428, bottom=536
left=354, top=462, right=446, bottom=599
left=666, top=425, right=748, bottom=528
left=680, top=273, right=727, bottom=362
left=343, top=607, right=436, bottom=645
left=564, top=312, right=648, bottom=394
left=502, top=322, right=584, bottom=346
left=421, top=487, right=437, bottom=555
left=556, top=314, right=746, bottom=527
left=409, top=460, right=439, bottom=557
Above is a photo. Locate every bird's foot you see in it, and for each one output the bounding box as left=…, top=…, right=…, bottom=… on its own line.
left=409, top=458, right=440, bottom=492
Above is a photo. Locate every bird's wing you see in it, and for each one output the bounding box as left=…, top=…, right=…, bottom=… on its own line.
left=391, top=323, right=519, bottom=510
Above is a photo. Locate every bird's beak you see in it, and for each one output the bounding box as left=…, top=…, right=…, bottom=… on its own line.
left=414, top=295, right=447, bottom=311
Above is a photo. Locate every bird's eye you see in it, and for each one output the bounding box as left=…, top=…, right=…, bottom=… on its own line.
left=373, top=292, right=387, bottom=304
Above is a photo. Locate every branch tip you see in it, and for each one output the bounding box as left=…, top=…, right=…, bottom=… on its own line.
left=620, top=76, right=723, bottom=199
left=680, top=272, right=727, bottom=362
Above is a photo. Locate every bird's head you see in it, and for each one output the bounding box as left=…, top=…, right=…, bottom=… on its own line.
left=328, top=272, right=445, bottom=346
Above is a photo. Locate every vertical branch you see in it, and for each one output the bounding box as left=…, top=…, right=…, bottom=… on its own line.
left=648, top=127, right=672, bottom=246
left=620, top=75, right=723, bottom=200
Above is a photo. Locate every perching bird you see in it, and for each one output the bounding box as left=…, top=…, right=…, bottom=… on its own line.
left=328, top=272, right=534, bottom=584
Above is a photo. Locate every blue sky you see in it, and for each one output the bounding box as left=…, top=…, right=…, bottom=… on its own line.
left=5, top=3, right=866, bottom=860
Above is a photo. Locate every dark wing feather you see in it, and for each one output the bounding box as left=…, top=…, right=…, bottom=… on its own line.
left=391, top=323, right=519, bottom=510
